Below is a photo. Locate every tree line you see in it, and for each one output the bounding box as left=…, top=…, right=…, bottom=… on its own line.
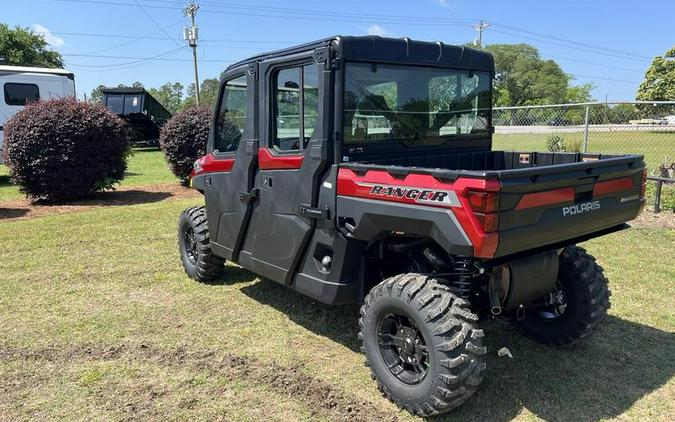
left=1, top=23, right=673, bottom=113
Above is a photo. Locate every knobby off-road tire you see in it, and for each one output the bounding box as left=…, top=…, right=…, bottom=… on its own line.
left=359, top=274, right=487, bottom=417
left=178, top=206, right=224, bottom=282
left=517, top=245, right=611, bottom=346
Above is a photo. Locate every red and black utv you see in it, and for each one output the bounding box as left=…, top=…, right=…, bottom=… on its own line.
left=178, top=36, right=646, bottom=416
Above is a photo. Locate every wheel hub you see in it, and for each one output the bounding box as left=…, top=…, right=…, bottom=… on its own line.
left=183, top=225, right=198, bottom=264
left=377, top=312, right=429, bottom=385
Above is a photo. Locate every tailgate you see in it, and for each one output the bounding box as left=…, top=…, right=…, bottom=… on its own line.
left=494, top=156, right=645, bottom=258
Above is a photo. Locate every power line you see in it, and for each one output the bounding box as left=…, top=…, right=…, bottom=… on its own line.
left=49, top=30, right=297, bottom=44
left=52, top=0, right=476, bottom=26
left=65, top=46, right=187, bottom=68
left=567, top=73, right=640, bottom=84
left=63, top=51, right=231, bottom=63
left=51, top=0, right=655, bottom=64
left=490, top=28, right=651, bottom=64
left=491, top=22, right=651, bottom=61
left=542, top=54, right=645, bottom=74
left=132, top=0, right=182, bottom=47
left=149, top=0, right=478, bottom=23
left=80, top=20, right=183, bottom=55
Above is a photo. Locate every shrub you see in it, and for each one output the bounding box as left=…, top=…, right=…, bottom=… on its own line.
left=566, top=139, right=583, bottom=153
left=545, top=135, right=583, bottom=153
left=2, top=98, right=129, bottom=202
left=545, top=135, right=566, bottom=152
left=159, top=105, right=211, bottom=182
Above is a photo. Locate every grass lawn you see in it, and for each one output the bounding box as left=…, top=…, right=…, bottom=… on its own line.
left=0, top=149, right=177, bottom=202
left=494, top=131, right=675, bottom=173
left=0, top=196, right=673, bottom=421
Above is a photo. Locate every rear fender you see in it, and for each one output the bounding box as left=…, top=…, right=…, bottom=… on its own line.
left=336, top=196, right=474, bottom=257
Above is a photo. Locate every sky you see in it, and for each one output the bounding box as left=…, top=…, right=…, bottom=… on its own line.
left=4, top=0, right=674, bottom=102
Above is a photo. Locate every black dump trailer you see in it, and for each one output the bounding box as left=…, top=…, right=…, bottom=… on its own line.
left=101, top=87, right=171, bottom=147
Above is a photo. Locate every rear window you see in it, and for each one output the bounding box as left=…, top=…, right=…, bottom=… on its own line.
left=343, top=63, right=491, bottom=147
left=4, top=83, right=40, bottom=106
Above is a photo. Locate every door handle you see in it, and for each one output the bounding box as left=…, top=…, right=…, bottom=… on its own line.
left=262, top=176, right=273, bottom=189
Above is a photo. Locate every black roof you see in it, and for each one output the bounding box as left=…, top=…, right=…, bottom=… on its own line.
left=100, top=87, right=147, bottom=94
left=226, top=35, right=494, bottom=72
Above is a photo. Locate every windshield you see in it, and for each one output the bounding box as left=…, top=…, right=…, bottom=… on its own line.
left=343, top=63, right=491, bottom=147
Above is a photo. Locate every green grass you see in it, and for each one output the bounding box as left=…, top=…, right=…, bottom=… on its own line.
left=2, top=131, right=673, bottom=201
left=0, top=149, right=177, bottom=202
left=0, top=197, right=673, bottom=421
left=494, top=131, right=675, bottom=173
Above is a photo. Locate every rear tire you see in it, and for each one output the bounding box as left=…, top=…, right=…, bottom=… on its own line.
left=178, top=206, right=224, bottom=282
left=359, top=273, right=486, bottom=417
left=517, top=246, right=610, bottom=346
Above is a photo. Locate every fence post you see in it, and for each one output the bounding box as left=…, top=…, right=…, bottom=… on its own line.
left=654, top=179, right=662, bottom=213
left=583, top=105, right=590, bottom=153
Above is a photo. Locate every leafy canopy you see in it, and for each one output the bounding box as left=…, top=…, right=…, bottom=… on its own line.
left=147, top=82, right=185, bottom=115
left=636, top=46, right=675, bottom=114
left=481, top=43, right=593, bottom=106
left=0, top=23, right=63, bottom=68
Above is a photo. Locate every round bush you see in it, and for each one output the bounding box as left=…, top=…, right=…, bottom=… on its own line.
left=3, top=98, right=129, bottom=202
left=159, top=106, right=212, bottom=182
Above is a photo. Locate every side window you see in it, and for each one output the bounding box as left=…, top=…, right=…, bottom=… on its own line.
left=214, top=75, right=248, bottom=153
left=274, top=68, right=301, bottom=150
left=302, top=64, right=319, bottom=147
left=273, top=63, right=319, bottom=151
left=4, top=83, right=40, bottom=106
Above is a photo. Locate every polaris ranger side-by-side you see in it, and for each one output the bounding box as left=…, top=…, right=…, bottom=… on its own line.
left=178, top=36, right=646, bottom=416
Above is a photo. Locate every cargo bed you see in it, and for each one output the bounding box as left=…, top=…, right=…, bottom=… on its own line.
left=340, top=150, right=645, bottom=258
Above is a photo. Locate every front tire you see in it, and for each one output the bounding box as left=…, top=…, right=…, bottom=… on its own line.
left=359, top=274, right=486, bottom=417
left=517, top=246, right=610, bottom=346
left=178, top=206, right=224, bottom=282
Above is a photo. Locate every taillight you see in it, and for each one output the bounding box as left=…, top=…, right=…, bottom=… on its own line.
left=191, top=156, right=206, bottom=178
left=466, top=190, right=500, bottom=233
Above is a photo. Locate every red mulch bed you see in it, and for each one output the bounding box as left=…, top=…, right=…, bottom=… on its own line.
left=0, top=184, right=200, bottom=221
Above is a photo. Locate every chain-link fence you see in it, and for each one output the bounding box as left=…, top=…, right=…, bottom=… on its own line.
left=493, top=101, right=675, bottom=212
left=493, top=101, right=675, bottom=176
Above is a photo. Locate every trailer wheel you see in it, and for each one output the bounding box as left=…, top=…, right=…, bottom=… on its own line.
left=359, top=274, right=486, bottom=417
left=517, top=246, right=610, bottom=346
left=178, top=206, right=224, bottom=282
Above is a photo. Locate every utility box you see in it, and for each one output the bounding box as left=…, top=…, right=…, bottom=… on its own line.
left=101, top=87, right=171, bottom=147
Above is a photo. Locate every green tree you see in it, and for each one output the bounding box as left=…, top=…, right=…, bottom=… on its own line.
left=183, top=78, right=221, bottom=110
left=0, top=24, right=63, bottom=68
left=483, top=44, right=569, bottom=107
left=636, top=46, right=675, bottom=115
left=147, top=82, right=184, bottom=114
left=564, top=82, right=595, bottom=103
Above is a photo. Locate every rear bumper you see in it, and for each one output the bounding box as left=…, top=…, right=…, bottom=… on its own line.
left=494, top=196, right=641, bottom=258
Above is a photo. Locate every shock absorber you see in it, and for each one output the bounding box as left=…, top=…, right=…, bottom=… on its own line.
left=420, top=247, right=483, bottom=302
left=446, top=257, right=478, bottom=301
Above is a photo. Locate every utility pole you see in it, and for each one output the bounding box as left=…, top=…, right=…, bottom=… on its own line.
left=184, top=1, right=200, bottom=105
left=473, top=20, right=490, bottom=48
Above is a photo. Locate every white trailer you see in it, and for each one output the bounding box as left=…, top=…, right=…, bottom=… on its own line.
left=0, top=65, right=76, bottom=163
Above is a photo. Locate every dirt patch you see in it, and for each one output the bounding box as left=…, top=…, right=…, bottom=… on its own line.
left=632, top=209, right=675, bottom=229
left=0, top=183, right=199, bottom=221
left=0, top=343, right=399, bottom=422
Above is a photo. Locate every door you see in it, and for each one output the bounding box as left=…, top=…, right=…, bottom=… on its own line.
left=238, top=59, right=329, bottom=283
left=205, top=68, right=259, bottom=261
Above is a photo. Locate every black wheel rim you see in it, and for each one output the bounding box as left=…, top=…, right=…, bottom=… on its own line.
left=183, top=225, right=198, bottom=264
left=377, top=311, right=429, bottom=385
left=528, top=280, right=568, bottom=321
